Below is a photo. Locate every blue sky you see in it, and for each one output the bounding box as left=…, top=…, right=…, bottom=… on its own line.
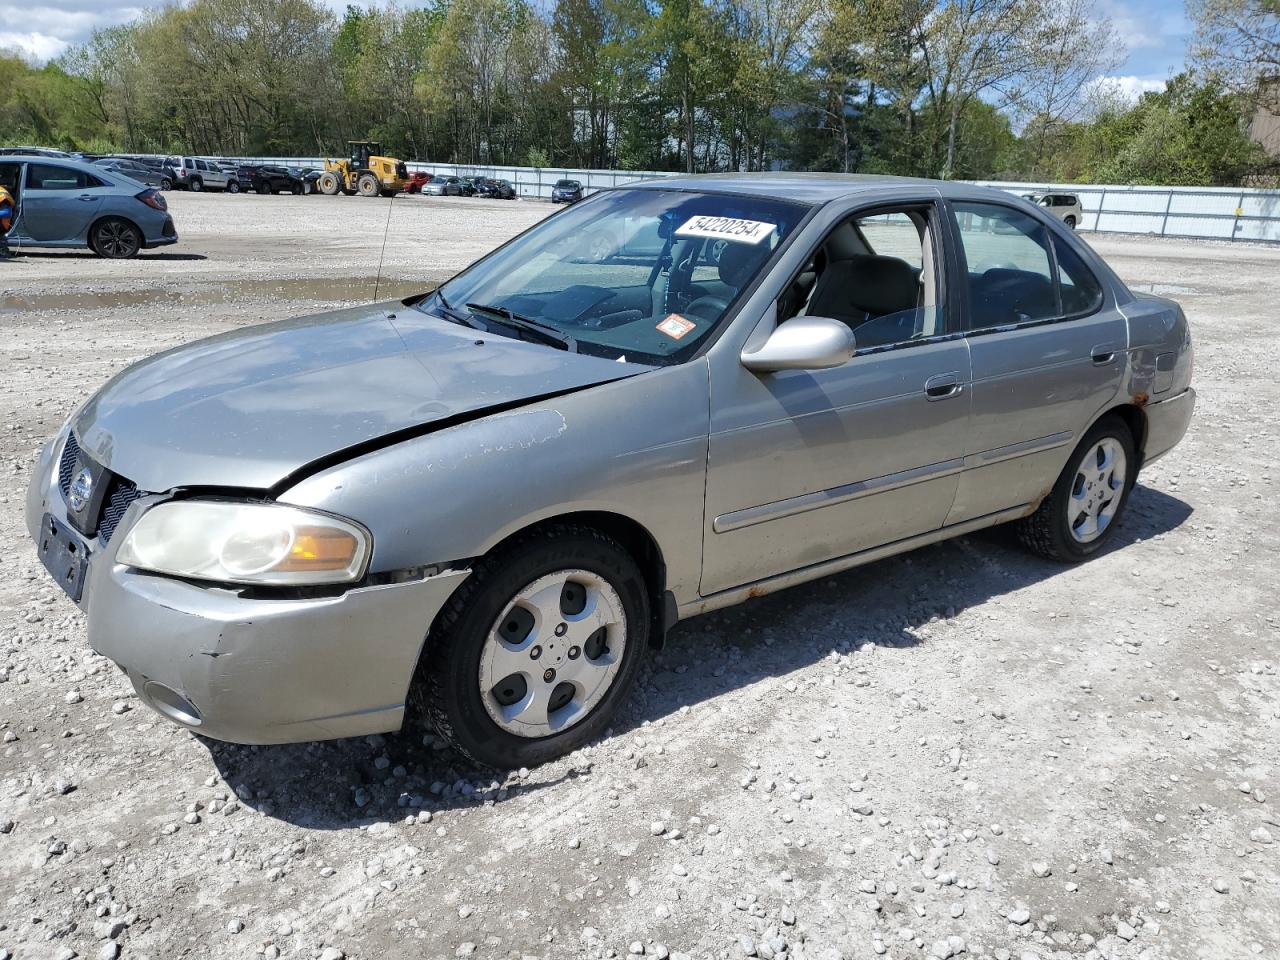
left=2, top=0, right=1192, bottom=102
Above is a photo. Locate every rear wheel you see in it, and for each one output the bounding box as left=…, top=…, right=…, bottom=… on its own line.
left=1064, top=215, right=1077, bottom=230
left=227, top=180, right=240, bottom=194
left=1016, top=416, right=1136, bottom=562
left=90, top=218, right=142, bottom=259
left=189, top=177, right=203, bottom=192
left=409, top=525, right=650, bottom=769
left=357, top=173, right=380, bottom=197
left=318, top=171, right=342, bottom=196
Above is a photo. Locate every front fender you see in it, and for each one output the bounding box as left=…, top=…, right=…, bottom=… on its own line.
left=277, top=360, right=711, bottom=605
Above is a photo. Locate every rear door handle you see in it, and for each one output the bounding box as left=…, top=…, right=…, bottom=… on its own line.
left=924, top=372, right=963, bottom=400
left=1091, top=343, right=1118, bottom=365
left=78, top=195, right=97, bottom=202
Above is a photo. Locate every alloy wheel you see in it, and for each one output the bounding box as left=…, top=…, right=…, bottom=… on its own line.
left=1068, top=437, right=1126, bottom=543
left=478, top=569, right=626, bottom=738
left=96, top=221, right=140, bottom=258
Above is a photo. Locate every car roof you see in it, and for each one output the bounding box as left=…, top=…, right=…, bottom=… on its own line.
left=624, top=171, right=1017, bottom=205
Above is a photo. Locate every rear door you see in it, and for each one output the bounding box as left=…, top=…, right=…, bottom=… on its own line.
left=21, top=162, right=104, bottom=242
left=944, top=199, right=1125, bottom=524
left=0, top=160, right=22, bottom=242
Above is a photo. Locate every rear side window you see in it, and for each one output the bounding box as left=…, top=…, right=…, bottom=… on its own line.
left=1054, top=237, right=1103, bottom=316
left=953, top=202, right=1057, bottom=327
left=28, top=164, right=92, bottom=190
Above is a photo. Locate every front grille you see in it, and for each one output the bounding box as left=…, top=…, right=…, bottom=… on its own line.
left=57, top=432, right=80, bottom=496
left=99, top=479, right=142, bottom=545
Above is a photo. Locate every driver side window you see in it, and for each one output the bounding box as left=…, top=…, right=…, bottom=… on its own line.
left=784, top=205, right=943, bottom=351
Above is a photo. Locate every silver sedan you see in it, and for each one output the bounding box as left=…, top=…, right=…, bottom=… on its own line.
left=27, top=174, right=1194, bottom=768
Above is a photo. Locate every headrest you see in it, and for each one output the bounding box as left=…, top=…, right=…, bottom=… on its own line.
left=839, top=255, right=919, bottom=316
left=718, top=242, right=771, bottom=288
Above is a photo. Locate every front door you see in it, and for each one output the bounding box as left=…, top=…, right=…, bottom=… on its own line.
left=943, top=200, right=1128, bottom=524
left=22, top=162, right=103, bottom=243
left=701, top=201, right=973, bottom=596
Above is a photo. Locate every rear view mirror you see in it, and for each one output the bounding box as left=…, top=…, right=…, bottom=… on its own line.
left=740, top=317, right=855, bottom=373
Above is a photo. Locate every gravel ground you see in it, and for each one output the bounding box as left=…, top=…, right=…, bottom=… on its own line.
left=1, top=193, right=1278, bottom=960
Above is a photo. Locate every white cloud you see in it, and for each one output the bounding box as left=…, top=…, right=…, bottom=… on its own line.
left=1086, top=74, right=1168, bottom=103
left=0, top=30, right=68, bottom=61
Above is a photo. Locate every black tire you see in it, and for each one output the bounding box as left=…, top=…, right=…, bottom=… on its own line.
left=318, top=171, right=342, bottom=196
left=409, top=525, right=650, bottom=769
left=1064, top=215, right=1077, bottom=230
left=291, top=182, right=304, bottom=195
left=255, top=183, right=268, bottom=194
left=160, top=177, right=173, bottom=191
left=227, top=180, right=240, bottom=194
left=357, top=173, right=380, bottom=197
left=1016, top=415, right=1136, bottom=562
left=90, top=218, right=142, bottom=259
left=189, top=177, right=203, bottom=192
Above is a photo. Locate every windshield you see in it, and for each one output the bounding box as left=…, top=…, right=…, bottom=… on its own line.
left=556, top=180, right=579, bottom=188
left=422, top=188, right=809, bottom=365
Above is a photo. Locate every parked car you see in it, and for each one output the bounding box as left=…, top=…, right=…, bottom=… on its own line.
left=26, top=174, right=1193, bottom=768
left=240, top=164, right=308, bottom=195
left=551, top=178, right=583, bottom=204
left=422, top=174, right=463, bottom=196
left=168, top=156, right=242, bottom=193
left=0, top=146, right=73, bottom=159
left=1023, top=192, right=1083, bottom=229
left=0, top=154, right=176, bottom=258
left=458, top=177, right=477, bottom=197
left=404, top=171, right=432, bottom=194
left=475, top=177, right=516, bottom=199
left=93, top=158, right=171, bottom=191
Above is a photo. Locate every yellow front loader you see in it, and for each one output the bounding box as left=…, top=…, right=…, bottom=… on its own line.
left=316, top=141, right=410, bottom=197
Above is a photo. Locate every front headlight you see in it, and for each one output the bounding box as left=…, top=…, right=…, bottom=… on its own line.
left=116, top=501, right=371, bottom=586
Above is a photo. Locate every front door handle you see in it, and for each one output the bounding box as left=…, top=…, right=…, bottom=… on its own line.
left=924, top=372, right=963, bottom=400
left=1091, top=343, right=1118, bottom=365
left=78, top=195, right=98, bottom=202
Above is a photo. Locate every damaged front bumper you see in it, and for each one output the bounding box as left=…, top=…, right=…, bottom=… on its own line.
left=26, top=431, right=469, bottom=744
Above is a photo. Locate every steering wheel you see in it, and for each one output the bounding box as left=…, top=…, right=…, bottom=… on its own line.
left=683, top=295, right=729, bottom=322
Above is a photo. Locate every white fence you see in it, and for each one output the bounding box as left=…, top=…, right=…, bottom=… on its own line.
left=226, top=155, right=1280, bottom=243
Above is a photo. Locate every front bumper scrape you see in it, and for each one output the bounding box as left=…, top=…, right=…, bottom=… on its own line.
left=86, top=561, right=470, bottom=744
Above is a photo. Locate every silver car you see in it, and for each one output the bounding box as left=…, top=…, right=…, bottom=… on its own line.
left=0, top=155, right=178, bottom=258
left=27, top=174, right=1194, bottom=768
left=1023, top=192, right=1084, bottom=229
left=422, top=175, right=464, bottom=196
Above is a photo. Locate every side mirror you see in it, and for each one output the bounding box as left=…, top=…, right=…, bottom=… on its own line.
left=741, top=317, right=856, bottom=373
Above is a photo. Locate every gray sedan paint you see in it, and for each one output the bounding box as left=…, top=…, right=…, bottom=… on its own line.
left=72, top=305, right=650, bottom=492
left=26, top=173, right=1194, bottom=747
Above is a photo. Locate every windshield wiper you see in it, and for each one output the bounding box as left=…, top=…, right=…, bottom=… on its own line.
left=433, top=290, right=488, bottom=331
left=466, top=303, right=578, bottom=353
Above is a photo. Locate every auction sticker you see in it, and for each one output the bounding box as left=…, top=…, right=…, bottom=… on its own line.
left=656, top=314, right=697, bottom=340
left=674, top=215, right=776, bottom=245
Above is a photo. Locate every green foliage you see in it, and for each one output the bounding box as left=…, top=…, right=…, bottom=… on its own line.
left=0, top=0, right=1269, bottom=186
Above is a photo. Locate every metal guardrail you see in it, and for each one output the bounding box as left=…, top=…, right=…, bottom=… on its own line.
left=198, top=155, right=1280, bottom=243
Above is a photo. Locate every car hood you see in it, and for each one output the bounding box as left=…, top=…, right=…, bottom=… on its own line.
left=71, top=303, right=649, bottom=492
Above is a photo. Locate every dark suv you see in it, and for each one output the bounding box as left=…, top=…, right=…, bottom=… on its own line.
left=239, top=164, right=307, bottom=195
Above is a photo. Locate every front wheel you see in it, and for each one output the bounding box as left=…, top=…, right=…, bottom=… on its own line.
left=317, top=171, right=342, bottom=195
left=409, top=526, right=650, bottom=769
left=1016, top=416, right=1136, bottom=562
left=159, top=177, right=172, bottom=191
left=90, top=218, right=142, bottom=259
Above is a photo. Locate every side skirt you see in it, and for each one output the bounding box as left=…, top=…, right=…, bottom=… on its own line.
left=679, top=503, right=1034, bottom=619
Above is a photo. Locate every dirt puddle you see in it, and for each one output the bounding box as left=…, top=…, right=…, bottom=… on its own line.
left=1, top=276, right=432, bottom=313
